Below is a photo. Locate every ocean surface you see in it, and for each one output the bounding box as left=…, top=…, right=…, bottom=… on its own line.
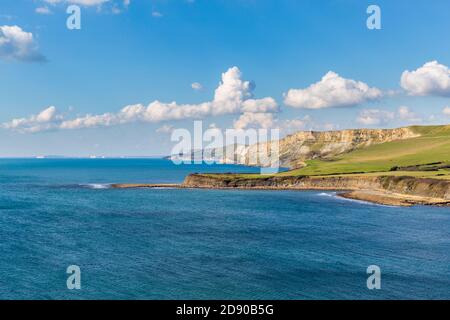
left=0, top=158, right=449, bottom=299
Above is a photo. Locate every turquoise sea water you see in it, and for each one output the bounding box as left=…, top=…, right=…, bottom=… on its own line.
left=0, top=158, right=449, bottom=299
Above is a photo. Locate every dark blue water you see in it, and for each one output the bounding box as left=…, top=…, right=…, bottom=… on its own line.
left=0, top=158, right=449, bottom=299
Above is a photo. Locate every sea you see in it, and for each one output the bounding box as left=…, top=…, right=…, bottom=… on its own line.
left=0, top=158, right=449, bottom=299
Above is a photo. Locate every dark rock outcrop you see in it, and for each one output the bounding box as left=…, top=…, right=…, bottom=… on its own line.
left=183, top=174, right=450, bottom=201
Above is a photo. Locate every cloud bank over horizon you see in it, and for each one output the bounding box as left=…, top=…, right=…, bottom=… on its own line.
left=2, top=60, right=449, bottom=134
left=2, top=67, right=279, bottom=133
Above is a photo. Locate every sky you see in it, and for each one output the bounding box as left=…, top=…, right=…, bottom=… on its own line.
left=0, top=0, right=449, bottom=157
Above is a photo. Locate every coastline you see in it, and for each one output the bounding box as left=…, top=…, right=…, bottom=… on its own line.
left=338, top=190, right=450, bottom=207
left=111, top=174, right=450, bottom=207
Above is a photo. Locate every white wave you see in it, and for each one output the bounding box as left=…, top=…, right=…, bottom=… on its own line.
left=83, top=183, right=111, bottom=189
left=334, top=193, right=398, bottom=208
left=317, top=192, right=336, bottom=197
left=317, top=191, right=397, bottom=207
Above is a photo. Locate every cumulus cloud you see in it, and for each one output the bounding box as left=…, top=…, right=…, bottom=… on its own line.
left=284, top=71, right=382, bottom=109
left=1, top=106, right=61, bottom=133
left=233, top=113, right=275, bottom=130
left=443, top=106, right=450, bottom=117
left=401, top=61, right=450, bottom=96
left=61, top=67, right=277, bottom=129
left=241, top=98, right=278, bottom=113
left=0, top=25, right=46, bottom=62
left=357, top=109, right=394, bottom=126
left=3, top=67, right=279, bottom=133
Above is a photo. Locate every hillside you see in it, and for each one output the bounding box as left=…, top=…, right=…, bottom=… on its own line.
left=280, top=124, right=450, bottom=178
left=200, top=124, right=450, bottom=180
left=116, top=125, right=450, bottom=206
left=177, top=125, right=450, bottom=206
left=221, top=126, right=420, bottom=168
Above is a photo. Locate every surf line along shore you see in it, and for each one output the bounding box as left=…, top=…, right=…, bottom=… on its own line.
left=110, top=174, right=450, bottom=207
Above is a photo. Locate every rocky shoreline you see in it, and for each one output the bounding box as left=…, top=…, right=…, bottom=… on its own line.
left=111, top=174, right=450, bottom=207
left=339, top=190, right=450, bottom=207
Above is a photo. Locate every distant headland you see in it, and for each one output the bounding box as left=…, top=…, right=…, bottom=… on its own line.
left=113, top=125, right=450, bottom=207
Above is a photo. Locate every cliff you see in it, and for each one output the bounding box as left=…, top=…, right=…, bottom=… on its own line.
left=182, top=174, right=450, bottom=206
left=215, top=127, right=419, bottom=168
left=124, top=125, right=450, bottom=206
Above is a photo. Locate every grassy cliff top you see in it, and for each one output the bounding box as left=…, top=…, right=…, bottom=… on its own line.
left=203, top=125, right=450, bottom=180
left=281, top=124, right=450, bottom=177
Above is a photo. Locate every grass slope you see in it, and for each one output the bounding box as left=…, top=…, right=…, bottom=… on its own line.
left=278, top=125, right=450, bottom=179
left=201, top=125, right=450, bottom=180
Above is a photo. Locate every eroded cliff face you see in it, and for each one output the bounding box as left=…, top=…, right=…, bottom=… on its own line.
left=225, top=127, right=419, bottom=168
left=183, top=174, right=450, bottom=201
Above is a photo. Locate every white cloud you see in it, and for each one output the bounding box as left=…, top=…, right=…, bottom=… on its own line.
left=232, top=113, right=336, bottom=134
left=397, top=106, right=422, bottom=122
left=357, top=109, right=394, bottom=126
left=41, top=1, right=129, bottom=14
left=36, top=106, right=58, bottom=122
left=0, top=25, right=45, bottom=62
left=278, top=116, right=313, bottom=134
left=357, top=106, right=426, bottom=126
left=213, top=67, right=252, bottom=109
left=3, top=67, right=279, bottom=132
left=241, top=98, right=278, bottom=113
left=284, top=71, right=382, bottom=109
left=191, top=82, right=203, bottom=91
left=1, top=106, right=61, bottom=133
left=36, top=7, right=52, bottom=15
left=401, top=61, right=450, bottom=96
left=443, top=106, right=450, bottom=117
left=233, top=113, right=275, bottom=130
left=278, top=116, right=338, bottom=134
left=231, top=108, right=315, bottom=133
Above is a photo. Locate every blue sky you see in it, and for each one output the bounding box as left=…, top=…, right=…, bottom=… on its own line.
left=0, top=0, right=449, bottom=157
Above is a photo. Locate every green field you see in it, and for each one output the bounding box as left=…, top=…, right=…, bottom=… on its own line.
left=205, top=125, right=450, bottom=180
left=279, top=125, right=450, bottom=179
